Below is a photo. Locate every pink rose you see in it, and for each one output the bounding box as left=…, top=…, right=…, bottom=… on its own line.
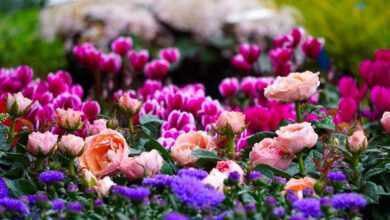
left=7, top=92, right=33, bottom=117
left=202, top=168, right=226, bottom=192
left=58, top=134, right=85, bottom=156
left=56, top=108, right=83, bottom=131
left=380, top=111, right=390, bottom=133
left=264, top=71, right=320, bottom=102
left=215, top=111, right=246, bottom=134
left=94, top=176, right=116, bottom=196
left=249, top=138, right=294, bottom=170
left=88, top=119, right=108, bottom=135
left=276, top=122, right=318, bottom=153
left=27, top=131, right=58, bottom=156
left=79, top=129, right=128, bottom=177
left=284, top=177, right=316, bottom=199
left=118, top=93, right=141, bottom=114
left=171, top=131, right=216, bottom=166
left=120, top=150, right=164, bottom=180
left=347, top=130, right=367, bottom=153
left=215, top=160, right=245, bottom=183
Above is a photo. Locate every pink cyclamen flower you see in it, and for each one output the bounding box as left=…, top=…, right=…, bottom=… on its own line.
left=88, top=119, right=107, bottom=135
left=302, top=37, right=323, bottom=59
left=238, top=43, right=261, bottom=64
left=371, top=86, right=390, bottom=114
left=380, top=111, right=390, bottom=133
left=272, top=35, right=294, bottom=48
left=111, top=37, right=133, bottom=56
left=70, top=85, right=84, bottom=98
left=231, top=54, right=252, bottom=72
left=338, top=76, right=367, bottom=102
left=249, top=138, right=294, bottom=170
left=118, top=93, right=142, bottom=115
left=7, top=92, right=33, bottom=117
left=56, top=108, right=83, bottom=131
left=137, top=80, right=162, bottom=99
left=374, top=49, right=390, bottom=61
left=144, top=59, right=170, bottom=80
left=82, top=101, right=101, bottom=122
left=219, top=77, right=239, bottom=97
left=162, top=110, right=196, bottom=132
left=334, top=97, right=358, bottom=124
left=58, top=134, right=85, bottom=156
left=348, top=130, right=368, bottom=153
left=14, top=65, right=33, bottom=86
left=276, top=122, right=318, bottom=153
left=215, top=111, right=246, bottom=134
left=100, top=53, right=121, bottom=73
left=120, top=150, right=164, bottom=180
left=159, top=47, right=180, bottom=63
left=127, top=50, right=149, bottom=72
left=27, top=131, right=58, bottom=156
left=290, top=27, right=305, bottom=47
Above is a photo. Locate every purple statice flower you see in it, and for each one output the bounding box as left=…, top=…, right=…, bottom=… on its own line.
left=67, top=183, right=79, bottom=193
left=273, top=176, right=287, bottom=185
left=164, top=211, right=188, bottom=220
left=111, top=186, right=150, bottom=202
left=94, top=199, right=104, bottom=207
left=247, top=171, right=262, bottom=181
left=38, top=170, right=65, bottom=184
left=320, top=196, right=332, bottom=207
left=293, top=198, right=322, bottom=218
left=0, top=198, right=30, bottom=215
left=177, top=168, right=208, bottom=180
left=228, top=171, right=241, bottom=182
left=331, top=193, right=367, bottom=210
left=66, top=201, right=83, bottom=213
left=286, top=190, right=299, bottom=204
left=51, top=199, right=65, bottom=211
left=265, top=196, right=277, bottom=206
left=27, top=192, right=48, bottom=204
left=302, top=188, right=314, bottom=197
left=0, top=177, right=8, bottom=198
left=327, top=171, right=347, bottom=182
left=143, top=174, right=173, bottom=188
left=273, top=207, right=285, bottom=217
left=324, top=186, right=334, bottom=194
left=170, top=176, right=225, bottom=210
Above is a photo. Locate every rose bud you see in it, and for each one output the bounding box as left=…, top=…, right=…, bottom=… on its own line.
left=94, top=176, right=116, bottom=197
left=215, top=111, right=246, bottom=134
left=58, top=134, right=85, bottom=157
left=7, top=92, right=33, bottom=117
left=80, top=169, right=97, bottom=187
left=144, top=59, right=170, bottom=80
left=276, top=122, right=318, bottom=153
left=111, top=37, right=133, bottom=56
left=380, top=112, right=390, bottom=133
left=159, top=47, right=180, bottom=63
left=88, top=119, right=107, bottom=135
left=56, top=108, right=83, bottom=131
left=264, top=71, right=320, bottom=102
left=347, top=130, right=368, bottom=153
left=231, top=54, right=252, bottom=72
left=250, top=138, right=294, bottom=170
left=202, top=168, right=227, bottom=192
left=239, top=43, right=261, bottom=64
left=219, top=77, right=239, bottom=97
left=127, top=50, right=149, bottom=72
left=120, top=150, right=164, bottom=180
left=27, top=131, right=58, bottom=156
left=117, top=93, right=141, bottom=115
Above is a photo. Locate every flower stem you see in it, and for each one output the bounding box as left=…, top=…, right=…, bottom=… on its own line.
left=295, top=101, right=303, bottom=122
left=226, top=135, right=236, bottom=159
left=7, top=118, right=16, bottom=145
left=298, top=152, right=306, bottom=176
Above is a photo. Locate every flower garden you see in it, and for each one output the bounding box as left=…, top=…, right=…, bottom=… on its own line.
left=0, top=1, right=389, bottom=219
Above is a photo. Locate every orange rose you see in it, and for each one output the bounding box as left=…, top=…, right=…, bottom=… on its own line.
left=79, top=129, right=128, bottom=177
left=215, top=111, right=246, bottom=134
left=171, top=131, right=216, bottom=166
left=284, top=177, right=316, bottom=199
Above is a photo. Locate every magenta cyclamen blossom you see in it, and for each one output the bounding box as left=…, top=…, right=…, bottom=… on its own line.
left=269, top=48, right=293, bottom=76
left=73, top=43, right=103, bottom=71
left=128, top=50, right=149, bottom=72
left=219, top=77, right=239, bottom=97
left=144, top=59, right=170, bottom=80
left=111, top=37, right=133, bottom=56
left=82, top=100, right=101, bottom=122
left=371, top=86, right=390, bottom=114
left=334, top=97, right=358, bottom=124
left=272, top=35, right=294, bottom=48
left=159, top=48, right=180, bottom=63
left=302, top=37, right=323, bottom=59
left=238, top=43, right=261, bottom=64
left=162, top=110, right=196, bottom=132
left=290, top=27, right=305, bottom=47
left=231, top=54, right=251, bottom=72
left=100, top=53, right=122, bottom=73
left=14, top=65, right=33, bottom=86
left=338, top=76, right=367, bottom=103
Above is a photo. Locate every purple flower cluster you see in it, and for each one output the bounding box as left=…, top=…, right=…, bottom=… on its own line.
left=143, top=174, right=173, bottom=188
left=0, top=177, right=8, bottom=198
left=50, top=199, right=65, bottom=211
left=0, top=197, right=30, bottom=215
left=38, top=170, right=65, bottom=184
left=177, top=168, right=208, bottom=180
left=164, top=211, right=188, bottom=220
left=327, top=171, right=347, bottom=182
left=293, top=198, right=322, bottom=218
left=111, top=186, right=150, bottom=202
left=66, top=201, right=83, bottom=213
left=331, top=193, right=367, bottom=210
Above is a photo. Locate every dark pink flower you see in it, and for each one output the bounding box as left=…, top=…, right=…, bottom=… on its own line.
left=100, top=53, right=121, bottom=73
left=334, top=97, right=358, bottom=124
left=144, top=59, right=170, bottom=80
left=239, top=43, right=261, bottom=64
left=111, top=37, right=133, bottom=56
left=128, top=50, right=149, bottom=72
left=231, top=54, right=252, bottom=72
left=159, top=48, right=180, bottom=63
left=219, top=77, right=239, bottom=97
left=82, top=101, right=101, bottom=122
left=302, top=37, right=323, bottom=59
left=272, top=35, right=293, bottom=48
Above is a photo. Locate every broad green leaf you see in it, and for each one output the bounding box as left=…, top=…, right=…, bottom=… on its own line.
left=247, top=132, right=276, bottom=146
left=254, top=164, right=290, bottom=179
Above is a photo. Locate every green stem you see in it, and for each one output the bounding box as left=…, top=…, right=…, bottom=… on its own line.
left=7, top=118, right=16, bottom=145
left=295, top=101, right=303, bottom=122
left=226, top=135, right=236, bottom=159
left=298, top=152, right=306, bottom=176
left=68, top=159, right=76, bottom=178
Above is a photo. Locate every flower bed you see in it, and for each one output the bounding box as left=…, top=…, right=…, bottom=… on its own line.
left=0, top=27, right=389, bottom=219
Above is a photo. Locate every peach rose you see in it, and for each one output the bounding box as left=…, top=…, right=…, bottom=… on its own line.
left=58, top=134, right=85, bottom=156
left=171, top=131, right=216, bottom=166
left=249, top=138, right=294, bottom=170
left=380, top=112, right=390, bottom=133
left=118, top=94, right=141, bottom=114
left=88, top=119, right=108, bottom=135
left=284, top=177, right=316, bottom=199
left=264, top=71, right=320, bottom=102
left=7, top=92, right=33, bottom=117
left=56, top=108, right=83, bottom=131
left=348, top=130, right=368, bottom=153
left=94, top=176, right=116, bottom=196
left=27, top=131, right=58, bottom=156
left=120, top=150, right=164, bottom=180
left=79, top=129, right=128, bottom=177
left=276, top=122, right=318, bottom=153
left=215, top=160, right=245, bottom=183
left=215, top=111, right=246, bottom=134
left=202, top=168, right=226, bottom=192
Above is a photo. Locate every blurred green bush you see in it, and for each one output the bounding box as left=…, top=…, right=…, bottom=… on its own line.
left=276, top=0, right=390, bottom=74
left=0, top=8, right=65, bottom=77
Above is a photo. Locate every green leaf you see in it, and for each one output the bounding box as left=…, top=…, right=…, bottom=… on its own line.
left=139, top=114, right=163, bottom=139
left=363, top=181, right=389, bottom=203
left=0, top=124, right=10, bottom=151
left=247, top=132, right=276, bottom=146
left=313, top=116, right=335, bottom=131
left=254, top=164, right=290, bottom=179
left=144, top=139, right=173, bottom=163
left=160, top=162, right=176, bottom=175
left=192, top=149, right=221, bottom=168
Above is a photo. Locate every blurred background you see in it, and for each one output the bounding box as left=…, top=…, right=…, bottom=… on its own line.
left=0, top=0, right=389, bottom=84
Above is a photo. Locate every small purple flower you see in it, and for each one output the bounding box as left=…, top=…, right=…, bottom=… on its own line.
left=247, top=171, right=262, bottom=181
left=273, top=207, right=285, bottom=217
left=27, top=192, right=48, bottom=204
left=286, top=190, right=299, bottom=203
left=111, top=186, right=150, bottom=202
left=0, top=177, right=8, bottom=198
left=293, top=198, right=322, bottom=218
left=94, top=199, right=104, bottom=207
left=302, top=188, right=314, bottom=197
left=51, top=199, right=65, bottom=211
left=273, top=176, right=287, bottom=185
left=111, top=37, right=132, bottom=56
left=327, top=171, right=347, bottom=182
left=265, top=196, right=277, bottom=206
left=159, top=48, right=180, bottom=64
left=238, top=43, right=261, bottom=64
left=177, top=168, right=208, bottom=180
left=66, top=201, right=83, bottom=213
left=143, top=174, right=173, bottom=188
left=0, top=198, right=30, bottom=215
left=67, top=183, right=79, bottom=193
left=244, top=203, right=257, bottom=213
left=320, top=196, right=332, bottom=207
left=289, top=214, right=307, bottom=220
left=38, top=170, right=65, bottom=184
left=228, top=171, right=241, bottom=183
left=164, top=211, right=188, bottom=220
left=332, top=193, right=367, bottom=210
left=324, top=186, right=334, bottom=194
left=144, top=59, right=170, bottom=80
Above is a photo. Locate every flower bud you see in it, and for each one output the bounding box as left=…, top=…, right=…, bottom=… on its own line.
left=127, top=50, right=149, bottom=72
left=218, top=77, right=239, bottom=97
left=111, top=37, right=132, bottom=56
left=27, top=131, right=58, bottom=156
left=381, top=111, right=390, bottom=133
left=94, top=176, right=116, bottom=197
left=239, top=43, right=261, bottom=64
left=118, top=93, right=141, bottom=115
left=302, top=37, right=323, bottom=59
left=6, top=92, right=33, bottom=117
left=144, top=59, right=170, bottom=80
left=56, top=108, right=83, bottom=131
left=159, top=48, right=180, bottom=63
left=58, top=134, right=85, bottom=156
left=347, top=130, right=368, bottom=153
left=231, top=54, right=251, bottom=72
left=215, top=111, right=246, bottom=134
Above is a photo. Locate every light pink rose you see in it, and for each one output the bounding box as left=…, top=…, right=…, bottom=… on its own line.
left=27, top=131, right=58, bottom=156
left=284, top=177, right=316, bottom=199
left=118, top=94, right=141, bottom=114
left=79, top=129, right=128, bottom=177
left=94, top=176, right=116, bottom=196
left=215, top=111, right=246, bottom=134
left=6, top=92, right=33, bottom=116
left=58, top=134, right=85, bottom=156
left=249, top=138, right=294, bottom=170
left=347, top=130, right=367, bottom=153
left=380, top=112, right=390, bottom=133
left=171, top=131, right=216, bottom=166
left=215, top=160, right=245, bottom=183
left=264, top=71, right=320, bottom=102
left=202, top=168, right=226, bottom=192
left=120, top=150, right=164, bottom=180
left=56, top=108, right=83, bottom=131
left=88, top=119, right=108, bottom=135
left=276, top=122, right=318, bottom=153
